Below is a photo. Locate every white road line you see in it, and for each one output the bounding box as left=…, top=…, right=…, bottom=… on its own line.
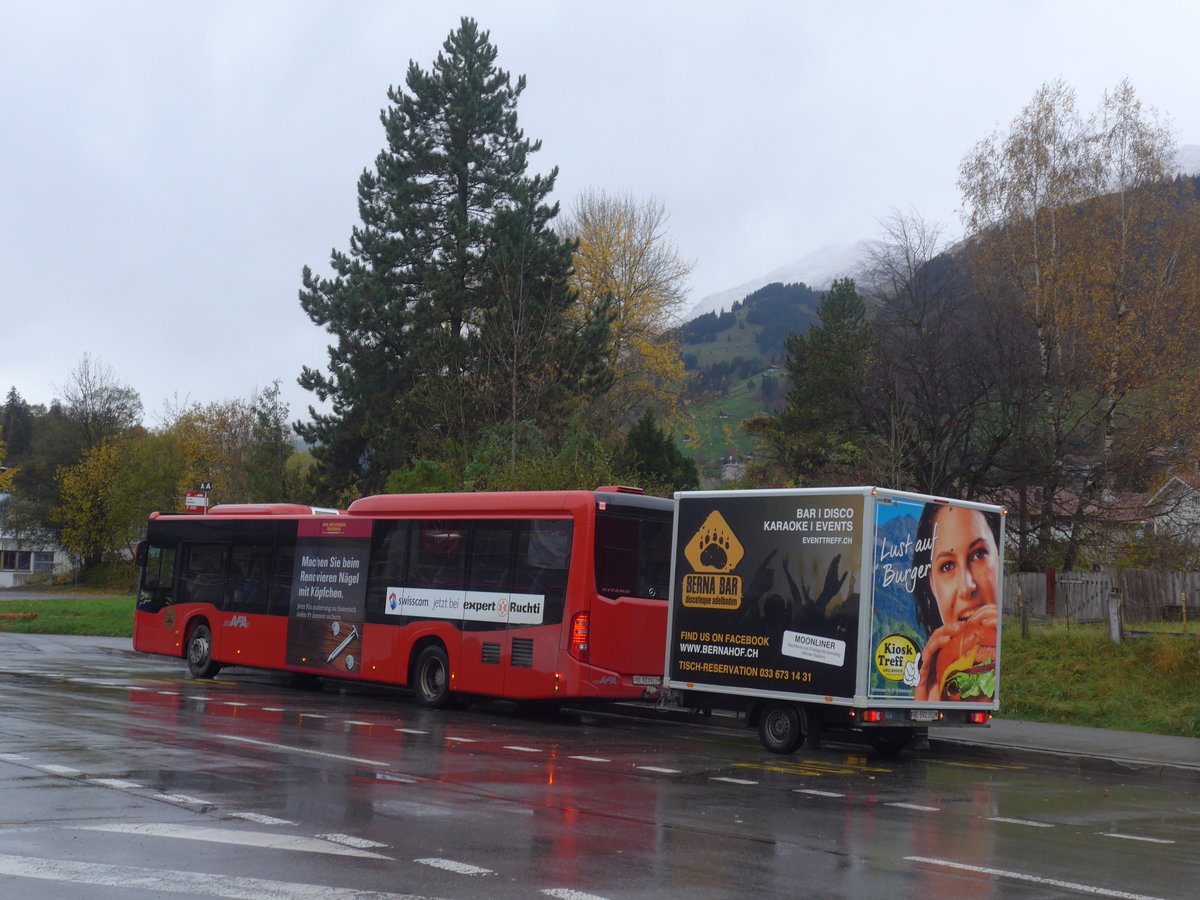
left=542, top=889, right=612, bottom=900
left=906, top=856, right=1168, bottom=900
left=300, top=713, right=328, bottom=719
left=36, top=764, right=82, bottom=776
left=504, top=745, right=543, bottom=753
left=568, top=756, right=611, bottom=763
left=318, top=833, right=389, bottom=849
left=262, top=707, right=286, bottom=712
left=887, top=801, right=939, bottom=812
left=87, top=778, right=143, bottom=790
left=415, top=857, right=493, bottom=876
left=222, top=701, right=249, bottom=707
left=1100, top=832, right=1176, bottom=845
left=158, top=691, right=180, bottom=696
left=395, top=728, right=427, bottom=735
left=0, top=852, right=420, bottom=898
left=445, top=736, right=478, bottom=743
left=187, top=696, right=210, bottom=701
left=227, top=812, right=295, bottom=826
left=214, top=734, right=392, bottom=767
left=712, top=777, right=758, bottom=785
left=344, top=720, right=375, bottom=726
left=376, top=773, right=418, bottom=784
left=74, top=824, right=392, bottom=860
left=794, top=789, right=845, bottom=798
left=636, top=766, right=681, bottom=774
left=989, top=816, right=1054, bottom=828
left=153, top=793, right=211, bottom=807
left=0, top=754, right=28, bottom=762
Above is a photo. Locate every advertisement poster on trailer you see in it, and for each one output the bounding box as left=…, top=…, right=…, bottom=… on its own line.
left=284, top=518, right=371, bottom=673
left=869, top=496, right=1002, bottom=704
left=670, top=492, right=864, bottom=697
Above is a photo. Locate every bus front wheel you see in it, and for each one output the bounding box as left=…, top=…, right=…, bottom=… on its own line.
left=758, top=701, right=805, bottom=754
left=413, top=646, right=456, bottom=709
left=186, top=622, right=222, bottom=679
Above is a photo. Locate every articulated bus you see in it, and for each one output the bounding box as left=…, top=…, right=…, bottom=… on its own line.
left=133, top=487, right=673, bottom=707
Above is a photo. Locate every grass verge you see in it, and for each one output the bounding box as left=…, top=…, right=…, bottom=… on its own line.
left=1001, top=622, right=1200, bottom=738
left=0, top=593, right=133, bottom=637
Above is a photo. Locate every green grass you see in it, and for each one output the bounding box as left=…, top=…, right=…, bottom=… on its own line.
left=1001, top=622, right=1200, bottom=738
left=0, top=593, right=134, bottom=637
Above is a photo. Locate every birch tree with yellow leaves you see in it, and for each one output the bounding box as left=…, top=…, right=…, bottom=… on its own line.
left=562, top=190, right=693, bottom=425
left=959, top=78, right=1200, bottom=569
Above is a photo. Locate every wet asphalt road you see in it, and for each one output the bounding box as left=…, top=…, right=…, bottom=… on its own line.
left=0, top=633, right=1197, bottom=899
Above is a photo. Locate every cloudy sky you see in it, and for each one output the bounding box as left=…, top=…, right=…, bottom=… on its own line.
left=4, top=1, right=1199, bottom=426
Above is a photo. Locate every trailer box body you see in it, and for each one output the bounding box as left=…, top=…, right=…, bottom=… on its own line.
left=666, top=487, right=1004, bottom=749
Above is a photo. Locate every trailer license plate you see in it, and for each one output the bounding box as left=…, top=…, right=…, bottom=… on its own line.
left=909, top=710, right=938, bottom=721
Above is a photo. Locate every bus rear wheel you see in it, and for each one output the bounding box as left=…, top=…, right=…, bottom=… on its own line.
left=758, top=701, right=805, bottom=754
left=413, top=646, right=456, bottom=709
left=186, top=622, right=221, bottom=679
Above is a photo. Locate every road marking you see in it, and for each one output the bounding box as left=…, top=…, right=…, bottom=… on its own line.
left=153, top=793, right=212, bottom=807
left=0, top=754, right=28, bottom=762
left=396, top=728, right=428, bottom=735
left=344, top=720, right=375, bottom=727
left=542, top=889, right=612, bottom=900
left=712, top=777, right=758, bottom=785
left=187, top=696, right=210, bottom=701
left=318, top=833, right=389, bottom=849
left=262, top=707, right=286, bottom=712
left=221, top=701, right=249, bottom=707
left=376, top=773, right=418, bottom=784
left=1100, top=832, right=1176, bottom=844
left=568, top=756, right=611, bottom=763
left=215, top=734, right=392, bottom=767
left=300, top=713, right=327, bottom=719
left=37, top=764, right=82, bottom=776
left=415, top=857, right=493, bottom=875
left=227, top=811, right=295, bottom=826
left=989, top=816, right=1054, bottom=828
left=887, top=802, right=939, bottom=812
left=158, top=691, right=180, bottom=696
left=445, top=736, right=478, bottom=743
left=636, top=766, right=681, bottom=774
left=794, top=788, right=845, bottom=798
left=75, top=824, right=392, bottom=860
left=0, top=852, right=420, bottom=898
left=906, top=856, right=1168, bottom=899
left=504, top=745, right=543, bottom=753
left=87, top=778, right=143, bottom=790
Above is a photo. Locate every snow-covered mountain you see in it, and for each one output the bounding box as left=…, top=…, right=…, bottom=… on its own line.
left=684, top=241, right=870, bottom=322
left=685, top=145, right=1200, bottom=324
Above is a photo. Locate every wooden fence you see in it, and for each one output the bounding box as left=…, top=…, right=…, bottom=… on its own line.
left=1004, top=569, right=1200, bottom=624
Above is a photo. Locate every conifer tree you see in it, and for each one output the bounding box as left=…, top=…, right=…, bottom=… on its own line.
left=297, top=19, right=600, bottom=497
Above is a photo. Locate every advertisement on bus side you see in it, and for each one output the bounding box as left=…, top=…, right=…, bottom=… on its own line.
left=669, top=492, right=864, bottom=698
left=284, top=518, right=372, bottom=673
left=868, top=495, right=1001, bottom=704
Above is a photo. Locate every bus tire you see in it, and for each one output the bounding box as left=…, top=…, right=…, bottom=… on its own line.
left=867, top=728, right=915, bottom=755
left=758, top=701, right=805, bottom=754
left=185, top=622, right=222, bottom=679
left=413, top=645, right=456, bottom=709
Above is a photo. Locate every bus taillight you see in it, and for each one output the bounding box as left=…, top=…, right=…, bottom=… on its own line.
left=569, top=612, right=590, bottom=662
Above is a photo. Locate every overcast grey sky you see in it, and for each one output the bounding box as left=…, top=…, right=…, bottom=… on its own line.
left=4, top=1, right=1198, bottom=426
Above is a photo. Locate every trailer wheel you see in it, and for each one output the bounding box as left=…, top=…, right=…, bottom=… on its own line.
left=185, top=622, right=221, bottom=679
left=758, top=701, right=805, bottom=754
left=413, top=645, right=457, bottom=709
left=867, top=728, right=915, bottom=755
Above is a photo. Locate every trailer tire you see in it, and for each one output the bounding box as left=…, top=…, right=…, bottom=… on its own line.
left=413, top=645, right=457, bottom=709
left=758, top=701, right=805, bottom=754
left=185, top=622, right=221, bottom=679
left=867, top=728, right=915, bottom=755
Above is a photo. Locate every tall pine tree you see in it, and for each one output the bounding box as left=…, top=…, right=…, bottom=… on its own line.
left=297, top=19, right=602, bottom=497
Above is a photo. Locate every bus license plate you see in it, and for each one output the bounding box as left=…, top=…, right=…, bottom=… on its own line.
left=909, top=710, right=938, bottom=721
left=633, top=676, right=661, bottom=686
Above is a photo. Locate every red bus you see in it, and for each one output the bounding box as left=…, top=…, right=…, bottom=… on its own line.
left=133, top=487, right=674, bottom=708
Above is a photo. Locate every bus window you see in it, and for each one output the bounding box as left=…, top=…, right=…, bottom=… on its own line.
left=468, top=521, right=514, bottom=592
left=517, top=520, right=571, bottom=624
left=136, top=544, right=177, bottom=613
left=410, top=521, right=466, bottom=590
left=595, top=510, right=672, bottom=600
left=225, top=543, right=271, bottom=615
left=178, top=543, right=227, bottom=607
left=368, top=520, right=410, bottom=618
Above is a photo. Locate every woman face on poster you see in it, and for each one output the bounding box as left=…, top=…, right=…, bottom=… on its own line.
left=914, top=505, right=1000, bottom=702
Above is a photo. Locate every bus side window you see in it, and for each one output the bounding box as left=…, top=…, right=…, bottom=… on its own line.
left=368, top=521, right=409, bottom=617
left=467, top=521, right=514, bottom=592
left=410, top=520, right=465, bottom=590
left=178, top=543, right=227, bottom=607
left=137, top=545, right=177, bottom=613
left=225, top=544, right=271, bottom=614
left=517, top=519, right=571, bottom=625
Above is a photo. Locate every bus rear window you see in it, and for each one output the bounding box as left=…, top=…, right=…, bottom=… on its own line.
left=595, top=510, right=672, bottom=600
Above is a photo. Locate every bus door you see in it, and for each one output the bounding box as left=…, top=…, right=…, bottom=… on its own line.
left=134, top=540, right=179, bottom=656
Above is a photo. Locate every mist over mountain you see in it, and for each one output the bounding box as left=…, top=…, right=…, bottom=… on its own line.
left=684, top=145, right=1200, bottom=325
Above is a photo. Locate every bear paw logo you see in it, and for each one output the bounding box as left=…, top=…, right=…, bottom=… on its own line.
left=685, top=510, right=744, bottom=573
